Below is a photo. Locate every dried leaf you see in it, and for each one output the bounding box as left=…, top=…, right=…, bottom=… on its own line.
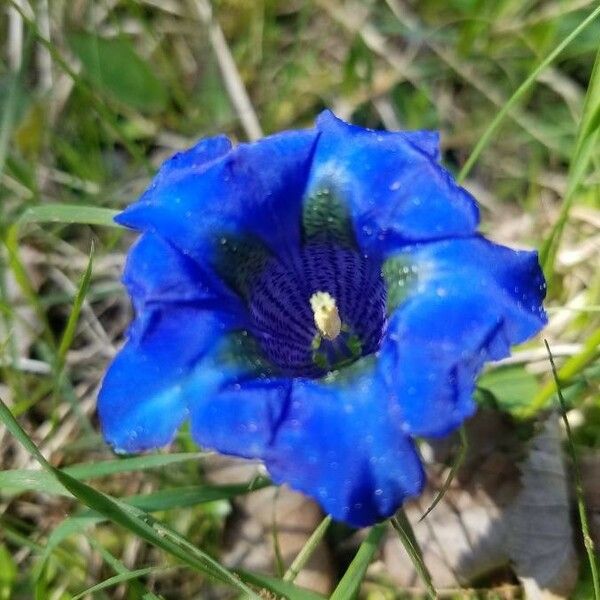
left=382, top=411, right=578, bottom=599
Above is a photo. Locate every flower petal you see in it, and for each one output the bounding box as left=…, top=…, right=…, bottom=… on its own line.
left=116, top=130, right=318, bottom=262
left=190, top=376, right=291, bottom=460
left=98, top=307, right=234, bottom=453
left=122, top=232, right=245, bottom=317
left=265, top=362, right=424, bottom=527
left=380, top=236, right=547, bottom=437
left=308, top=110, right=479, bottom=257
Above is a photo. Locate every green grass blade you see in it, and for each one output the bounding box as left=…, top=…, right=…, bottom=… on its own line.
left=545, top=340, right=599, bottom=600
left=15, top=204, right=121, bottom=228
left=71, top=567, right=166, bottom=600
left=456, top=4, right=600, bottom=184
left=0, top=453, right=208, bottom=496
left=539, top=45, right=600, bottom=279
left=125, top=480, right=270, bottom=512
left=52, top=473, right=258, bottom=594
left=237, top=569, right=326, bottom=600
left=391, top=511, right=436, bottom=599
left=0, top=397, right=260, bottom=598
left=0, top=67, right=21, bottom=180
left=330, top=523, right=386, bottom=600
left=283, top=515, right=332, bottom=583
left=8, top=0, right=152, bottom=171
left=87, top=537, right=164, bottom=600
left=57, top=243, right=94, bottom=365
left=36, top=479, right=271, bottom=573
left=419, top=426, right=468, bottom=522
left=522, top=326, right=600, bottom=416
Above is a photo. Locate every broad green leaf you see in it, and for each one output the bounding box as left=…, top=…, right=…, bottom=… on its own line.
left=68, top=32, right=168, bottom=113
left=477, top=366, right=539, bottom=414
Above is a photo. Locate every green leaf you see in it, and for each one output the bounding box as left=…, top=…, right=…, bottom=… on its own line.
left=477, top=365, right=539, bottom=413
left=284, top=515, right=332, bottom=583
left=68, top=32, right=168, bottom=113
left=57, top=244, right=94, bottom=366
left=71, top=567, right=167, bottom=600
left=330, top=523, right=386, bottom=600
left=0, top=453, right=208, bottom=497
left=0, top=544, right=17, bottom=600
left=0, top=397, right=259, bottom=598
left=236, top=569, right=326, bottom=600
left=35, top=479, right=270, bottom=578
left=457, top=4, right=600, bottom=183
left=540, top=45, right=600, bottom=280
left=391, top=512, right=436, bottom=599
left=15, top=203, right=121, bottom=228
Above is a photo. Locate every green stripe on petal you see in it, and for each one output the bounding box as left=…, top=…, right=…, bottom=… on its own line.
left=302, top=187, right=356, bottom=246
left=382, top=256, right=418, bottom=313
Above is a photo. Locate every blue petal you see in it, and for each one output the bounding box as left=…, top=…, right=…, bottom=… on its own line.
left=122, top=232, right=245, bottom=317
left=142, top=135, right=233, bottom=194
left=190, top=376, right=291, bottom=459
left=116, top=130, right=318, bottom=262
left=310, top=110, right=479, bottom=256
left=380, top=236, right=547, bottom=437
left=98, top=307, right=234, bottom=453
left=265, top=361, right=424, bottom=527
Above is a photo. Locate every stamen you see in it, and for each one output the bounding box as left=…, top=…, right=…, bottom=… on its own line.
left=310, top=291, right=342, bottom=341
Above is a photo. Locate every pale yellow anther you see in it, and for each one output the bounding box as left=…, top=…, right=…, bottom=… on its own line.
left=310, top=291, right=342, bottom=341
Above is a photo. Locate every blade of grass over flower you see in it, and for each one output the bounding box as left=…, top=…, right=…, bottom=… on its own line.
left=283, top=515, right=332, bottom=583
left=391, top=511, right=436, bottom=599
left=522, top=327, right=600, bottom=417
left=329, top=523, right=386, bottom=600
left=0, top=397, right=260, bottom=599
left=237, top=569, right=326, bottom=600
left=419, top=427, right=468, bottom=522
left=456, top=4, right=600, bottom=183
left=539, top=45, right=600, bottom=280
left=544, top=340, right=600, bottom=600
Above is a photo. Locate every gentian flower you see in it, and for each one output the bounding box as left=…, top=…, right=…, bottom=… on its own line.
left=98, top=111, right=546, bottom=527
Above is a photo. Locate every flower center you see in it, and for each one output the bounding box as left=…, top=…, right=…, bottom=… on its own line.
left=214, top=187, right=388, bottom=378
left=220, top=242, right=387, bottom=378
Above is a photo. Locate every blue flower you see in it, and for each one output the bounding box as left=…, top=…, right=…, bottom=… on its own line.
left=98, top=111, right=546, bottom=527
